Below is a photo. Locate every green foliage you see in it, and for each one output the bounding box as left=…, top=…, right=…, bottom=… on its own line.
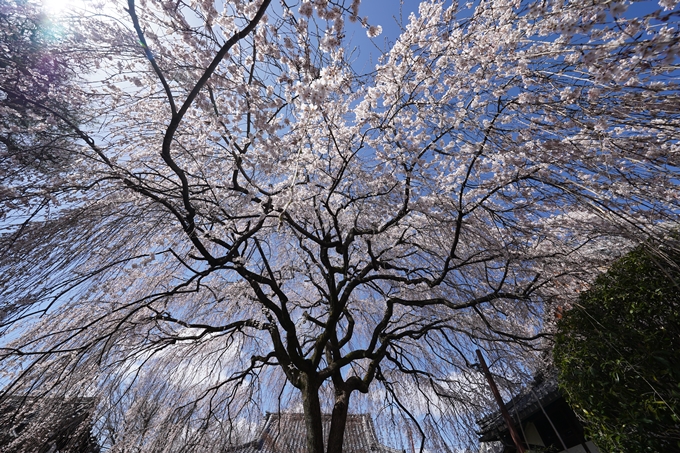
left=554, top=247, right=680, bottom=453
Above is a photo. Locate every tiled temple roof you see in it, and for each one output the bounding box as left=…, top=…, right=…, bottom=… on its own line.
left=229, top=413, right=403, bottom=453
left=0, top=396, right=99, bottom=452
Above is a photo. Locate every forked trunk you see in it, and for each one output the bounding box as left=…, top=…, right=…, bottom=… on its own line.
left=301, top=375, right=352, bottom=453
left=301, top=375, right=325, bottom=453
left=326, top=389, right=351, bottom=453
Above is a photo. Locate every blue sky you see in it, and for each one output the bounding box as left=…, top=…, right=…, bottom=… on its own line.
left=343, top=0, right=425, bottom=71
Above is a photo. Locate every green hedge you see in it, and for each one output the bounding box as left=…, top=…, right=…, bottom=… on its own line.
left=554, top=247, right=680, bottom=453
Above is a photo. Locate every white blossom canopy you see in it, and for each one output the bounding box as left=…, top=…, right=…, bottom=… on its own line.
left=0, top=0, right=678, bottom=451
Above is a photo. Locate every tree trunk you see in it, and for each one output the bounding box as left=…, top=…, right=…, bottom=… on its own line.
left=301, top=374, right=325, bottom=453
left=326, top=388, right=350, bottom=453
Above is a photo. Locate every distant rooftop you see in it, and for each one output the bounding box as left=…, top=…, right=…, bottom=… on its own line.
left=229, top=413, right=403, bottom=453
left=475, top=370, right=600, bottom=453
left=0, top=396, right=99, bottom=453
left=476, top=371, right=560, bottom=442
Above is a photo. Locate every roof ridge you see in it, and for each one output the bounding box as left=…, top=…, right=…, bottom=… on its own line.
left=231, top=412, right=402, bottom=453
